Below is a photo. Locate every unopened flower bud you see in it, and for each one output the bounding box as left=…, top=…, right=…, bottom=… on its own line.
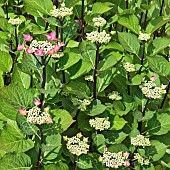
left=18, top=108, right=27, bottom=115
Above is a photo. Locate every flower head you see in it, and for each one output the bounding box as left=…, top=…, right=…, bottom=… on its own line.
left=131, top=135, right=151, bottom=147
left=18, top=108, right=27, bottom=116
left=138, top=33, right=150, bottom=41
left=8, top=18, right=22, bottom=25
left=35, top=49, right=45, bottom=56
left=17, top=43, right=24, bottom=51
left=23, top=34, right=33, bottom=42
left=46, top=32, right=57, bottom=41
left=25, top=48, right=33, bottom=55
left=34, top=98, right=41, bottom=106
left=134, top=153, right=150, bottom=166
left=108, top=91, right=122, bottom=100
left=92, top=17, right=106, bottom=27
left=123, top=62, right=135, bottom=72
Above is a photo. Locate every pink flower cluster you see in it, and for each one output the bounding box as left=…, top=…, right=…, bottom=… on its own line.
left=17, top=32, right=65, bottom=56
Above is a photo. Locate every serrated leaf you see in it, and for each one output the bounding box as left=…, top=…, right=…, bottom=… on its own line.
left=23, top=0, right=53, bottom=17
left=118, top=15, right=141, bottom=34
left=51, top=109, right=74, bottom=133
left=92, top=2, right=112, bottom=14
left=88, top=99, right=107, bottom=116
left=112, top=115, right=127, bottom=130
left=0, top=153, right=31, bottom=170
left=0, top=51, right=12, bottom=72
left=147, top=55, right=170, bottom=77
left=118, top=32, right=140, bottom=56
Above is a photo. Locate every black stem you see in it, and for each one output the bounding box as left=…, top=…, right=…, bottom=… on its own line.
left=81, top=0, right=85, bottom=39
left=15, top=26, right=18, bottom=50
left=125, top=0, right=128, bottom=9
left=59, top=19, right=66, bottom=83
left=73, top=155, right=77, bottom=170
left=143, top=1, right=150, bottom=30
left=127, top=72, right=130, bottom=95
left=160, top=0, right=165, bottom=16
left=33, top=54, right=43, bottom=66
left=93, top=43, right=100, bottom=99
left=139, top=42, right=145, bottom=74
left=138, top=98, right=150, bottom=133
left=160, top=80, right=170, bottom=109
left=139, top=12, right=143, bottom=25
left=36, top=125, right=44, bottom=169
left=5, top=3, right=9, bottom=19
left=45, top=55, right=52, bottom=66
left=45, top=22, right=49, bottom=31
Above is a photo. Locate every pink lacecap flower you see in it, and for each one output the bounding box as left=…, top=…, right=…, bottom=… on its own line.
left=34, top=98, right=41, bottom=106
left=35, top=49, right=45, bottom=56
left=46, top=32, right=57, bottom=41
left=23, top=34, right=33, bottom=42
left=25, top=47, right=33, bottom=54
left=48, top=48, right=55, bottom=55
left=18, top=108, right=27, bottom=115
left=17, top=43, right=24, bottom=51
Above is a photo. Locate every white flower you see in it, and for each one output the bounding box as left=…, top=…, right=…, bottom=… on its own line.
left=92, top=17, right=106, bottom=27
left=131, top=135, right=151, bottom=147
left=134, top=153, right=150, bottom=166
left=123, top=62, right=135, bottom=72
left=108, top=91, right=122, bottom=100
left=86, top=30, right=111, bottom=44
left=138, top=33, right=150, bottom=41
left=8, top=18, right=22, bottom=25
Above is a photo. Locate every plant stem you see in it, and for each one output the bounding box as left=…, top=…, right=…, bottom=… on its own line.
left=93, top=43, right=100, bottom=99
left=160, top=0, right=165, bottom=16
left=5, top=2, right=9, bottom=19
left=73, top=155, right=77, bottom=170
left=81, top=0, right=85, bottom=39
left=125, top=0, right=128, bottom=9
left=40, top=56, right=46, bottom=109
left=139, top=42, right=145, bottom=74
left=160, top=80, right=170, bottom=109
left=33, top=54, right=43, bottom=66
left=59, top=19, right=66, bottom=83
left=36, top=125, right=44, bottom=169
left=127, top=72, right=130, bottom=95
left=15, top=26, right=18, bottom=50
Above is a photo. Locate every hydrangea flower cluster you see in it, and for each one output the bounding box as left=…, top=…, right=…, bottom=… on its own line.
left=99, top=149, right=130, bottom=168
left=71, top=98, right=91, bottom=111
left=89, top=117, right=110, bottom=131
left=140, top=78, right=166, bottom=99
left=131, top=135, right=151, bottom=147
left=50, top=3, right=73, bottom=18
left=123, top=62, right=136, bottom=72
left=17, top=32, right=65, bottom=56
left=134, top=153, right=150, bottom=166
left=138, top=33, right=150, bottom=41
left=8, top=18, right=22, bottom=25
left=63, top=133, right=89, bottom=156
left=108, top=91, right=122, bottom=100
left=92, top=17, right=106, bottom=27
left=18, top=99, right=52, bottom=125
left=85, top=75, right=93, bottom=81
left=86, top=30, right=111, bottom=44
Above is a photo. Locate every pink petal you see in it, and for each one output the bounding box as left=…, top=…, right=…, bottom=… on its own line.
left=18, top=108, right=27, bottom=115
left=34, top=98, right=41, bottom=106
left=58, top=42, right=65, bottom=47
left=53, top=44, right=60, bottom=52
left=17, top=43, right=24, bottom=51
left=46, top=31, right=57, bottom=41
left=47, top=48, right=55, bottom=55
left=23, top=34, right=33, bottom=42
left=35, top=49, right=44, bottom=56
left=25, top=48, right=33, bottom=54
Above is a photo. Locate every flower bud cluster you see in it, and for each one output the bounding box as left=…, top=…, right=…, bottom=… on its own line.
left=108, top=91, right=122, bottom=100
left=85, top=75, right=93, bottom=82
left=140, top=79, right=166, bottom=99
left=27, top=106, right=53, bottom=125
left=131, top=135, right=151, bottom=147
left=8, top=18, right=22, bottom=25
left=71, top=98, right=91, bottom=111
left=50, top=3, right=73, bottom=18
left=134, top=153, right=150, bottom=166
left=92, top=17, right=106, bottom=27
left=86, top=30, right=111, bottom=44
left=138, top=33, right=150, bottom=41
left=123, top=62, right=135, bottom=72
left=63, top=132, right=89, bottom=156
left=89, top=117, right=110, bottom=131
left=99, top=149, right=130, bottom=168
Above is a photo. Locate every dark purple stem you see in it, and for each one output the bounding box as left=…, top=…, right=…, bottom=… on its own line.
left=5, top=3, right=9, bottom=19
left=81, top=0, right=85, bottom=39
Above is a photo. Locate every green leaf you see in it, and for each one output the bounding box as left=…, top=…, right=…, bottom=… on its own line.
left=58, top=52, right=81, bottom=70
left=147, top=55, right=170, bottom=77
left=62, top=80, right=90, bottom=98
left=92, top=2, right=112, bottom=14
left=88, top=99, right=107, bottom=116
left=11, top=66, right=31, bottom=89
left=146, top=16, right=170, bottom=34
left=23, top=0, right=53, bottom=17
left=149, top=37, right=170, bottom=56
left=118, top=32, right=140, bottom=56
left=147, top=113, right=170, bottom=135
left=68, top=60, right=92, bottom=79
left=108, top=144, right=128, bottom=152
left=51, top=109, right=75, bottom=133
left=67, top=40, right=79, bottom=48
left=0, top=153, right=31, bottom=170
left=0, top=70, right=4, bottom=87
left=44, top=162, right=69, bottom=170
left=118, top=15, right=141, bottom=34
left=92, top=134, right=105, bottom=147
left=78, top=113, right=92, bottom=131
left=146, top=140, right=167, bottom=161
left=42, top=134, right=62, bottom=160
left=104, top=42, right=124, bottom=52
left=112, top=115, right=127, bottom=130
left=0, top=85, right=34, bottom=120
left=0, top=51, right=12, bottom=72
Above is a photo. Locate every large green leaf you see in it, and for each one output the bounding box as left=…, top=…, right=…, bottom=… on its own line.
left=111, top=115, right=127, bottom=130
left=118, top=15, right=141, bottom=34
left=0, top=51, right=12, bottom=72
left=44, top=162, right=69, bottom=170
left=147, top=55, right=170, bottom=77
left=118, top=32, right=140, bottom=56
left=0, top=120, right=34, bottom=153
left=0, top=153, right=31, bottom=170
left=148, top=37, right=170, bottom=56
left=51, top=109, right=75, bottom=133
left=0, top=70, right=4, bottom=87
left=147, top=113, right=170, bottom=135
left=23, top=0, right=53, bottom=17
left=92, top=2, right=112, bottom=14
left=92, top=134, right=105, bottom=147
